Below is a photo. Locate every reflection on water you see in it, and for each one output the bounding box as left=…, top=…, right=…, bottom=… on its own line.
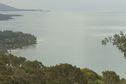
left=0, top=11, right=126, bottom=77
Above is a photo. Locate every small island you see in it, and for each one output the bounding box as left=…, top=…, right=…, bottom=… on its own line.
left=0, top=30, right=37, bottom=52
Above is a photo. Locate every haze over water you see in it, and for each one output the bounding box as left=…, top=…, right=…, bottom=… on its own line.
left=0, top=10, right=126, bottom=78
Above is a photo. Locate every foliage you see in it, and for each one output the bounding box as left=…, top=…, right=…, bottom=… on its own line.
left=0, top=53, right=88, bottom=84
left=102, top=71, right=120, bottom=84
left=44, top=64, right=87, bottom=84
left=81, top=68, right=101, bottom=81
left=0, top=52, right=125, bottom=84
left=81, top=68, right=102, bottom=84
left=101, top=32, right=126, bottom=57
left=0, top=30, right=36, bottom=52
left=120, top=78, right=126, bottom=84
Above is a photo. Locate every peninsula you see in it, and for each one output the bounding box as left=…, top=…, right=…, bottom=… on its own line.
left=0, top=30, right=37, bottom=52
left=0, top=14, right=21, bottom=20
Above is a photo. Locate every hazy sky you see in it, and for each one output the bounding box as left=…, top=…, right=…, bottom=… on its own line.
left=0, top=0, right=126, bottom=11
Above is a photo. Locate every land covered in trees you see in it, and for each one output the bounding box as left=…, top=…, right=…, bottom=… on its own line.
left=0, top=14, right=21, bottom=20
left=0, top=52, right=125, bottom=84
left=0, top=30, right=36, bottom=52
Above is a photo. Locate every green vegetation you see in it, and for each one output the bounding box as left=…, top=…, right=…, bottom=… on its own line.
left=81, top=68, right=102, bottom=84
left=0, top=52, right=125, bottom=84
left=102, top=71, right=120, bottom=84
left=102, top=32, right=126, bottom=57
left=101, top=31, right=126, bottom=84
left=0, top=52, right=87, bottom=84
left=0, top=30, right=36, bottom=52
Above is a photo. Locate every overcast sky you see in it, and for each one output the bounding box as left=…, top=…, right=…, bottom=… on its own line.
left=0, top=0, right=126, bottom=11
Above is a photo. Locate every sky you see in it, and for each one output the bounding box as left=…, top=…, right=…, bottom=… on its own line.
left=0, top=0, right=126, bottom=11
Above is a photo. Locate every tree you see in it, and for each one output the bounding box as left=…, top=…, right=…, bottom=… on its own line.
left=81, top=68, right=102, bottom=84
left=81, top=68, right=101, bottom=81
left=44, top=64, right=88, bottom=84
left=120, top=78, right=126, bottom=84
left=102, top=71, right=120, bottom=84
left=102, top=32, right=126, bottom=57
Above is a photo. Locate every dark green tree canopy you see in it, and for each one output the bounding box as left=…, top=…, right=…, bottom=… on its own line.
left=81, top=68, right=101, bottom=81
left=0, top=30, right=37, bottom=51
left=102, top=71, right=120, bottom=84
left=0, top=53, right=88, bottom=84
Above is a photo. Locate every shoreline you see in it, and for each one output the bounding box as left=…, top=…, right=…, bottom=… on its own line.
left=0, top=14, right=21, bottom=20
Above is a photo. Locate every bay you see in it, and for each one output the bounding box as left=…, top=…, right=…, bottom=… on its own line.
left=0, top=11, right=126, bottom=78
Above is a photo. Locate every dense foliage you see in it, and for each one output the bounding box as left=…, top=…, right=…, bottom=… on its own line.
left=0, top=52, right=88, bottom=84
left=0, top=30, right=36, bottom=51
left=81, top=68, right=102, bottom=84
left=102, top=71, right=120, bottom=84
left=0, top=52, right=125, bottom=84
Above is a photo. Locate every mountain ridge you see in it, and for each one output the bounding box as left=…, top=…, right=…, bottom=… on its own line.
left=0, top=3, right=41, bottom=11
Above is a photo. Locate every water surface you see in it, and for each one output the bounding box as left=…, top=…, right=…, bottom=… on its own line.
left=0, top=11, right=126, bottom=77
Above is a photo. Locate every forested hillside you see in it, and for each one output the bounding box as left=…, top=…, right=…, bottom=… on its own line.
left=0, top=52, right=125, bottom=84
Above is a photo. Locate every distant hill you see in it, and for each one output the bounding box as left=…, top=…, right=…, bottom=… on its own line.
left=0, top=3, right=41, bottom=11
left=0, top=14, right=21, bottom=20
left=0, top=3, right=19, bottom=11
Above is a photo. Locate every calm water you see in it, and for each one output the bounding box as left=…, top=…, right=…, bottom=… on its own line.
left=0, top=11, right=126, bottom=77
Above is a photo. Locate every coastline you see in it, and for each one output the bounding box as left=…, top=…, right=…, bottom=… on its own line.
left=0, top=14, right=21, bottom=20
